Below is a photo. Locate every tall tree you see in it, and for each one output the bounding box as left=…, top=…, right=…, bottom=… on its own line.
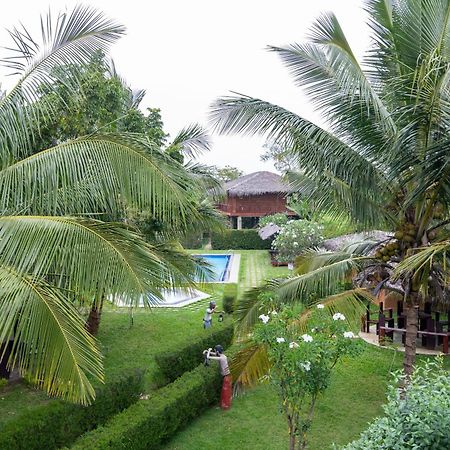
left=211, top=0, right=450, bottom=376
left=34, top=51, right=168, bottom=151
left=0, top=6, right=205, bottom=405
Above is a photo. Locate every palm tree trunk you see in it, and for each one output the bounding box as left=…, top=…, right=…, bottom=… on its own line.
left=85, top=298, right=104, bottom=336
left=403, top=301, right=419, bottom=377
left=0, top=339, right=13, bottom=379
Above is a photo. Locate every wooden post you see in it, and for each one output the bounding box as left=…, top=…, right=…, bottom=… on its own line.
left=426, top=318, right=436, bottom=350
left=443, top=335, right=449, bottom=354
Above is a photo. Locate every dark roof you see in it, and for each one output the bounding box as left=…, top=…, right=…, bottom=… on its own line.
left=224, top=171, right=290, bottom=197
left=258, top=223, right=281, bottom=240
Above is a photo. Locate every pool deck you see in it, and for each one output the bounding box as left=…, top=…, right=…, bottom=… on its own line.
left=225, top=253, right=240, bottom=283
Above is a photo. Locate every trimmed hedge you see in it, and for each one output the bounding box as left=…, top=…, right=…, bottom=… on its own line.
left=155, top=323, right=234, bottom=385
left=71, top=363, right=224, bottom=450
left=223, top=283, right=238, bottom=314
left=0, top=370, right=144, bottom=450
left=211, top=229, right=272, bottom=250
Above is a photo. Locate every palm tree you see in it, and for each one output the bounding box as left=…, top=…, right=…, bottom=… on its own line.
left=211, top=0, right=450, bottom=377
left=0, top=5, right=207, bottom=405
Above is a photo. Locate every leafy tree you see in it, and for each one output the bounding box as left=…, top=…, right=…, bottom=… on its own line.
left=0, top=6, right=207, bottom=405
left=205, top=164, right=243, bottom=183
left=255, top=306, right=363, bottom=450
left=261, top=140, right=298, bottom=173
left=35, top=51, right=167, bottom=151
left=211, top=0, right=450, bottom=376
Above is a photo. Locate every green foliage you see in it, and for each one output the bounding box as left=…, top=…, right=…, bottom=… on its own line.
left=205, top=165, right=243, bottom=183
left=211, top=230, right=272, bottom=250
left=223, top=283, right=238, bottom=314
left=35, top=51, right=167, bottom=152
left=341, top=358, right=450, bottom=450
left=258, top=213, right=289, bottom=229
left=0, top=371, right=144, bottom=450
left=181, top=232, right=204, bottom=249
left=319, top=214, right=358, bottom=239
left=255, top=306, right=363, bottom=449
left=154, top=324, right=234, bottom=385
left=272, top=220, right=323, bottom=262
left=71, top=363, right=225, bottom=450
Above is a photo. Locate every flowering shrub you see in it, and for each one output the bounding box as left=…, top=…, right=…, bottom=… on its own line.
left=258, top=213, right=289, bottom=229
left=271, top=220, right=323, bottom=262
left=255, top=306, right=363, bottom=450
left=340, top=358, right=450, bottom=450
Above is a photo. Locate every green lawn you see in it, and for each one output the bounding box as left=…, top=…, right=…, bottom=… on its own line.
left=163, top=344, right=403, bottom=450
left=0, top=249, right=448, bottom=449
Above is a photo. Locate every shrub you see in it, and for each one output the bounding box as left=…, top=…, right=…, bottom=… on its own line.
left=222, top=283, right=238, bottom=314
left=341, top=358, right=450, bottom=450
left=155, top=323, right=234, bottom=385
left=71, top=360, right=232, bottom=450
left=272, top=219, right=323, bottom=262
left=258, top=213, right=289, bottom=229
left=211, top=229, right=272, bottom=250
left=255, top=305, right=363, bottom=450
left=0, top=370, right=145, bottom=450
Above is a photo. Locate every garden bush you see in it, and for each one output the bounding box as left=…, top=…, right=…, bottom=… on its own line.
left=155, top=323, right=234, bottom=384
left=211, top=229, right=272, bottom=250
left=341, top=358, right=450, bottom=450
left=222, top=283, right=238, bottom=314
left=272, top=219, right=323, bottom=262
left=0, top=370, right=144, bottom=450
left=71, top=360, right=229, bottom=450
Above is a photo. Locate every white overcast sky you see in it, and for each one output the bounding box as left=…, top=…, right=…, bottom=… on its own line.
left=1, top=0, right=370, bottom=174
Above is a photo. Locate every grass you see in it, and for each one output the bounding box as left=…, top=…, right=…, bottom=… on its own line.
left=163, top=344, right=401, bottom=450
left=1, top=248, right=448, bottom=449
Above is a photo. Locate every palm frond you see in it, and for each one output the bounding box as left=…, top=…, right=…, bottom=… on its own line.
left=0, top=5, right=125, bottom=166
left=0, top=133, right=198, bottom=226
left=0, top=216, right=193, bottom=305
left=167, top=124, right=211, bottom=158
left=234, top=280, right=281, bottom=339
left=291, top=288, right=374, bottom=332
left=229, top=342, right=270, bottom=388
left=0, top=265, right=103, bottom=404
left=278, top=251, right=369, bottom=303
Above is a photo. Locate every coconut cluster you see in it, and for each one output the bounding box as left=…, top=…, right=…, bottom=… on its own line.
left=374, top=223, right=418, bottom=262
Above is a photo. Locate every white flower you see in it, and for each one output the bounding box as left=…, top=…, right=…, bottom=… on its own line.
left=270, top=310, right=278, bottom=315
left=316, top=304, right=325, bottom=309
left=289, top=341, right=299, bottom=349
left=301, top=334, right=313, bottom=343
left=259, top=314, right=270, bottom=324
left=300, top=361, right=311, bottom=371
left=276, top=337, right=285, bottom=343
left=343, top=331, right=355, bottom=339
left=333, top=312, right=346, bottom=321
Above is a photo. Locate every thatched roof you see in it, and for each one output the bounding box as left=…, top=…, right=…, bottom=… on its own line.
left=224, top=171, right=290, bottom=197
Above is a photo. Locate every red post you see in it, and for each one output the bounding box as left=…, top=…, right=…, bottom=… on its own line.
left=443, top=335, right=449, bottom=354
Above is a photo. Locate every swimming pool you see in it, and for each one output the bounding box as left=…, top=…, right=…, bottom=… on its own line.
left=194, top=254, right=232, bottom=282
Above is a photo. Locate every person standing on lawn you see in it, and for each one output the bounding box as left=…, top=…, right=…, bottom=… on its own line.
left=203, top=301, right=217, bottom=329
left=204, top=345, right=232, bottom=410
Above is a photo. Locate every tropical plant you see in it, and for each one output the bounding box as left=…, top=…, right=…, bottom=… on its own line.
left=33, top=50, right=168, bottom=152
left=271, top=219, right=323, bottom=262
left=254, top=305, right=363, bottom=450
left=0, top=6, right=208, bottom=405
left=341, top=358, right=450, bottom=450
left=211, top=0, right=450, bottom=376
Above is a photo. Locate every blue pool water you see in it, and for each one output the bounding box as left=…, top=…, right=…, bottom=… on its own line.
left=194, top=254, right=231, bottom=282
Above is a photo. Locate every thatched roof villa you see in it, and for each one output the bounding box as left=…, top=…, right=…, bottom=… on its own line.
left=217, top=171, right=294, bottom=229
